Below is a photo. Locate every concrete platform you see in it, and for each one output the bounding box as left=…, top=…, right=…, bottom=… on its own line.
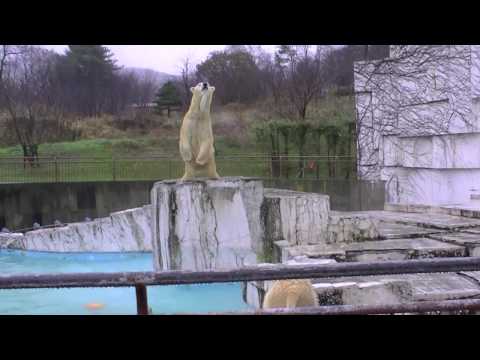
left=313, top=278, right=413, bottom=306
left=249, top=208, right=480, bottom=311
left=440, top=203, right=480, bottom=219
left=428, top=232, right=480, bottom=256
left=351, top=210, right=480, bottom=230
left=280, top=238, right=466, bottom=262
left=376, top=222, right=445, bottom=239
left=385, top=203, right=480, bottom=219
left=461, top=228, right=480, bottom=235
left=460, top=271, right=480, bottom=285
left=313, top=272, right=480, bottom=303
left=345, top=238, right=466, bottom=262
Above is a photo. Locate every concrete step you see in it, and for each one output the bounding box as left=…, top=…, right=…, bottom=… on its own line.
left=280, top=238, right=466, bottom=262
left=376, top=222, right=446, bottom=239
left=440, top=205, right=480, bottom=219
left=428, top=232, right=480, bottom=256
left=312, top=272, right=480, bottom=306
left=385, top=204, right=480, bottom=220
left=312, top=278, right=412, bottom=306
left=352, top=210, right=480, bottom=230
left=463, top=228, right=480, bottom=235
left=460, top=271, right=480, bottom=285
left=0, top=233, right=24, bottom=249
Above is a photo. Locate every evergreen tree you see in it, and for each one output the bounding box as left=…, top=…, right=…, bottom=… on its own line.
left=154, top=81, right=181, bottom=117
left=64, top=45, right=120, bottom=116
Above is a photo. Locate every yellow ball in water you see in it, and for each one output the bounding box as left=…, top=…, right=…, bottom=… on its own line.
left=85, top=303, right=105, bottom=310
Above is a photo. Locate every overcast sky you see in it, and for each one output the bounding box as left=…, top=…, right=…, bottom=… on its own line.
left=40, top=45, right=278, bottom=75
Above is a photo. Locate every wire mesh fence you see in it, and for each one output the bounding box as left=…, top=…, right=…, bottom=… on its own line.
left=0, top=155, right=357, bottom=183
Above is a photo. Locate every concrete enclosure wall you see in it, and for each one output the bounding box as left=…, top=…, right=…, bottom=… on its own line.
left=0, top=180, right=385, bottom=231
left=0, top=181, right=155, bottom=230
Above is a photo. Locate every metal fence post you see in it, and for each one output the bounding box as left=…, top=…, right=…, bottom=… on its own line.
left=112, top=157, right=116, bottom=181
left=279, top=155, right=282, bottom=178
left=135, top=284, right=149, bottom=315
left=265, top=155, right=269, bottom=177
left=54, top=156, right=58, bottom=183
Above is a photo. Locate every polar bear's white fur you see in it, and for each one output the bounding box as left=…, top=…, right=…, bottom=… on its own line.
left=179, top=82, right=219, bottom=180
left=263, top=279, right=319, bottom=309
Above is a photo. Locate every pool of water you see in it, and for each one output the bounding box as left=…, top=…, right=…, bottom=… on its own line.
left=0, top=250, right=250, bottom=315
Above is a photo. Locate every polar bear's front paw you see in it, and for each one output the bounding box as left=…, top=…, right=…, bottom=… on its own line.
left=180, top=151, right=192, bottom=162
left=195, top=158, right=207, bottom=166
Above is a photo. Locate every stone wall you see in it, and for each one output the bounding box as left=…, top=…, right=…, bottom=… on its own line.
left=0, top=205, right=152, bottom=252
left=150, top=178, right=263, bottom=271
left=262, top=189, right=330, bottom=246
left=151, top=178, right=379, bottom=272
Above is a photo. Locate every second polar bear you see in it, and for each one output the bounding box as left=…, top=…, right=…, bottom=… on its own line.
left=263, top=279, right=319, bottom=309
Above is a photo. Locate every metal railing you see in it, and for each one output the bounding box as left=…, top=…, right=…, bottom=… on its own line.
left=0, top=155, right=357, bottom=183
left=2, top=257, right=480, bottom=315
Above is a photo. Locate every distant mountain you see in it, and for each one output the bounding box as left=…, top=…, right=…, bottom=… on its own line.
left=120, top=67, right=180, bottom=86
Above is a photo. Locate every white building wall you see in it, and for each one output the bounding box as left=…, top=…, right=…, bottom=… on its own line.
left=355, top=45, right=480, bottom=206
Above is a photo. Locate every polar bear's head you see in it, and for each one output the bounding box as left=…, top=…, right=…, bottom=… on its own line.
left=190, top=82, right=215, bottom=113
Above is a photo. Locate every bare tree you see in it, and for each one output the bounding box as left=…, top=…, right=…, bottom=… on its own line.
left=136, top=69, right=158, bottom=106
left=265, top=46, right=332, bottom=120
left=261, top=53, right=285, bottom=106
left=273, top=46, right=333, bottom=177
left=179, top=55, right=196, bottom=108
left=0, top=46, right=68, bottom=165
left=0, top=45, right=23, bottom=109
left=287, top=46, right=331, bottom=120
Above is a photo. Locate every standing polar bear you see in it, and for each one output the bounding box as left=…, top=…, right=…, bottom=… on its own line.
left=179, top=82, right=220, bottom=181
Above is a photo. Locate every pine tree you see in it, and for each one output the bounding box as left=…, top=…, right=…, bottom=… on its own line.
left=64, top=45, right=120, bottom=116
left=154, top=81, right=181, bottom=117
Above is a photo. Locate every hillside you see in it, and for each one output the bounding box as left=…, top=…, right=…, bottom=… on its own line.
left=121, top=67, right=179, bottom=87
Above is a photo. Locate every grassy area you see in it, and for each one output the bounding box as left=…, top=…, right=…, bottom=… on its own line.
left=0, top=135, right=259, bottom=158
left=0, top=135, right=270, bottom=182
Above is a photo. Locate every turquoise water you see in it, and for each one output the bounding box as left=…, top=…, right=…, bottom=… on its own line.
left=0, top=250, right=250, bottom=315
